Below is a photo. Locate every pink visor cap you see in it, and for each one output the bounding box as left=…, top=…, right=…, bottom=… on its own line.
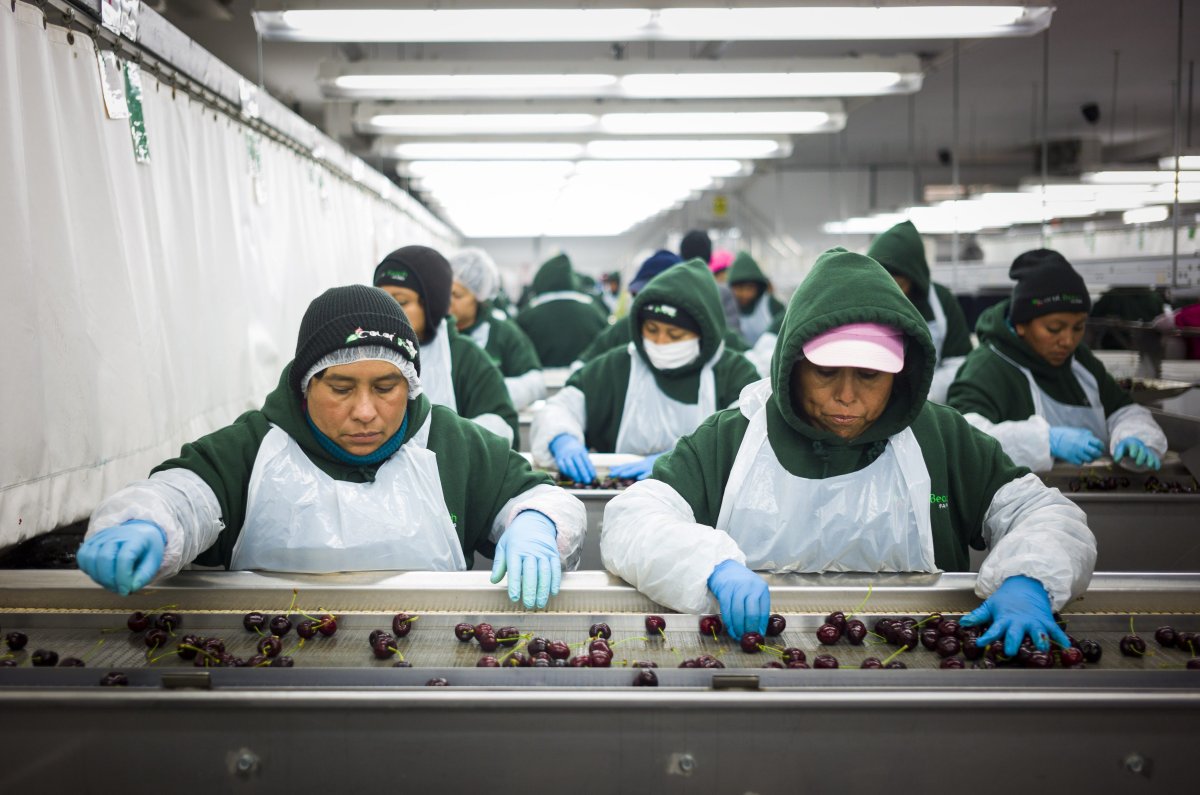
left=709, top=249, right=733, bottom=274
left=801, top=322, right=906, bottom=373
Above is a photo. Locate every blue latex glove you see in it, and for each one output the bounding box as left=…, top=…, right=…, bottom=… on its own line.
left=706, top=559, right=770, bottom=639
left=490, top=510, right=562, bottom=609
left=549, top=433, right=596, bottom=484
left=1048, top=426, right=1105, bottom=465
left=76, top=520, right=166, bottom=596
left=960, top=575, right=1071, bottom=658
left=608, top=452, right=663, bottom=481
left=1113, top=437, right=1161, bottom=470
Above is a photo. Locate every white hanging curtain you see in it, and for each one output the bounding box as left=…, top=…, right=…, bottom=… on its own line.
left=0, top=2, right=457, bottom=547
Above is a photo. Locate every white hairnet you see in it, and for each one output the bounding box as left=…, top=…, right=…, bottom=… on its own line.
left=301, top=344, right=422, bottom=399
left=448, top=247, right=500, bottom=302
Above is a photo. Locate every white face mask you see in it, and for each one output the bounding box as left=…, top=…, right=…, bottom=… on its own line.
left=643, top=337, right=701, bottom=370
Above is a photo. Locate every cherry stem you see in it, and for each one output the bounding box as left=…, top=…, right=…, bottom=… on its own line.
left=1128, top=615, right=1138, bottom=637
left=287, top=590, right=300, bottom=616
left=387, top=646, right=404, bottom=662
left=79, top=638, right=106, bottom=664
left=758, top=644, right=786, bottom=659
left=286, top=638, right=306, bottom=657
left=844, top=584, right=874, bottom=621
left=880, top=643, right=908, bottom=667
left=148, top=647, right=184, bottom=664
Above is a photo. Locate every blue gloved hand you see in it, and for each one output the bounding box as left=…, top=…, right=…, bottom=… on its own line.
left=76, top=520, right=166, bottom=596
left=608, top=452, right=663, bottom=481
left=1113, top=437, right=1161, bottom=470
left=706, top=559, right=770, bottom=639
left=1048, top=426, right=1105, bottom=465
left=490, top=510, right=562, bottom=609
left=960, top=575, right=1071, bottom=658
left=549, top=433, right=596, bottom=484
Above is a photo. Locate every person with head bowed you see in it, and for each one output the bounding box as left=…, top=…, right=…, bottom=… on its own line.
left=532, top=259, right=759, bottom=485
left=77, top=285, right=584, bottom=608
left=374, top=245, right=519, bottom=446
left=448, top=247, right=546, bottom=412
left=602, top=249, right=1097, bottom=660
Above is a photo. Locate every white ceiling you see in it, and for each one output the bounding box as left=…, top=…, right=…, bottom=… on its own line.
left=160, top=0, right=1200, bottom=237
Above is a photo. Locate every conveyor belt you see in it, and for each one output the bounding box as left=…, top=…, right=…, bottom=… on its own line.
left=2, top=570, right=1198, bottom=792
left=2, top=611, right=1197, bottom=673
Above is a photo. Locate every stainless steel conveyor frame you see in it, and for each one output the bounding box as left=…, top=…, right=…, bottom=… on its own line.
left=1, top=571, right=1197, bottom=792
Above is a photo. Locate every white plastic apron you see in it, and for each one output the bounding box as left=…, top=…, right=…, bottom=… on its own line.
left=467, top=320, right=492, bottom=351
left=613, top=342, right=720, bottom=455
left=715, top=383, right=938, bottom=573
left=926, top=283, right=947, bottom=366
left=231, top=418, right=467, bottom=573
left=988, top=344, right=1108, bottom=442
left=740, top=293, right=775, bottom=346
left=418, top=318, right=457, bottom=412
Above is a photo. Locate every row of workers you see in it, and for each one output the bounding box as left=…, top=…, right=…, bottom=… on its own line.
left=75, top=239, right=1130, bottom=654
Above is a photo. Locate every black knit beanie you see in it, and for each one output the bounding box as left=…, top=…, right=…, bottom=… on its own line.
left=373, top=245, right=454, bottom=337
left=1008, top=249, right=1091, bottom=324
left=290, top=284, right=421, bottom=397
left=680, top=229, right=713, bottom=264
left=638, top=301, right=702, bottom=336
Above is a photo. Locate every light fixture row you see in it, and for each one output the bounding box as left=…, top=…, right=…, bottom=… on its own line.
left=320, top=56, right=922, bottom=100
left=253, top=5, right=1054, bottom=43
left=355, top=99, right=845, bottom=136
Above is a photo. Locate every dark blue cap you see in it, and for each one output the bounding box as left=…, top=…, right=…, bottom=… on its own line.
left=629, top=250, right=683, bottom=295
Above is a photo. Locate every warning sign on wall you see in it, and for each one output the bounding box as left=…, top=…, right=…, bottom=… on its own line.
left=712, top=194, right=729, bottom=217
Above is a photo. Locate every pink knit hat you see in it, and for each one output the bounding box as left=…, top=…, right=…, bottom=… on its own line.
left=709, top=249, right=733, bottom=274
left=802, top=322, right=905, bottom=373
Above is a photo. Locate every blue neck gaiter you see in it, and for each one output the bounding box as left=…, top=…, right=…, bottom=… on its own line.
left=305, top=411, right=409, bottom=467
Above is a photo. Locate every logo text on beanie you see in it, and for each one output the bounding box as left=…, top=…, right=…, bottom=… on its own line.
left=346, top=327, right=418, bottom=359
left=382, top=269, right=409, bottom=282
left=647, top=304, right=678, bottom=318
left=1030, top=293, right=1086, bottom=307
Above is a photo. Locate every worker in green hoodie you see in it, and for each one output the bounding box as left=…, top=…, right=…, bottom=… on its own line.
left=727, top=251, right=787, bottom=346
left=75, top=285, right=585, bottom=607
left=602, top=249, right=1096, bottom=657
left=532, top=259, right=760, bottom=483
left=946, top=249, right=1166, bottom=473
left=575, top=251, right=748, bottom=366
left=448, top=247, right=546, bottom=411
left=374, top=245, right=519, bottom=447
left=867, top=221, right=973, bottom=402
left=515, top=253, right=609, bottom=367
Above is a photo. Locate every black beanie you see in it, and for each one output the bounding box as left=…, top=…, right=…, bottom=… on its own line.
left=290, top=284, right=421, bottom=397
left=680, top=229, right=713, bottom=264
left=638, top=301, right=702, bottom=336
left=1008, top=249, right=1092, bottom=324
left=373, top=245, right=453, bottom=336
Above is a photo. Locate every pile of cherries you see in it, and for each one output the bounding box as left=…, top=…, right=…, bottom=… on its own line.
left=367, top=613, right=420, bottom=666
left=1143, top=476, right=1199, bottom=494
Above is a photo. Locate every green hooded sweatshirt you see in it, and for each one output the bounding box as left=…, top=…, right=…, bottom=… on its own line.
left=152, top=364, right=549, bottom=569
left=866, top=221, right=972, bottom=359
left=460, top=301, right=542, bottom=379
left=516, top=254, right=609, bottom=366
left=564, top=259, right=759, bottom=453
left=726, top=251, right=787, bottom=317
left=945, top=299, right=1132, bottom=423
left=441, top=321, right=520, bottom=445
left=651, top=248, right=1029, bottom=571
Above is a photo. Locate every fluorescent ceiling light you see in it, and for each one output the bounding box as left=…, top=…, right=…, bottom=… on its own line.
left=600, top=111, right=833, bottom=135
left=256, top=6, right=1053, bottom=43
left=369, top=113, right=598, bottom=134
left=585, top=138, right=788, bottom=159
left=1123, top=206, right=1169, bottom=224
left=1157, top=155, right=1200, bottom=170
left=357, top=100, right=844, bottom=136
left=385, top=138, right=789, bottom=161
left=1082, top=170, right=1200, bottom=185
left=321, top=57, right=922, bottom=100
left=391, top=142, right=588, bottom=160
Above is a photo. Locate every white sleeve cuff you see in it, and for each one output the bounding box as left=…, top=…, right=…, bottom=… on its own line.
left=962, top=412, right=1053, bottom=472
left=491, top=483, right=587, bottom=570
left=88, top=469, right=225, bottom=582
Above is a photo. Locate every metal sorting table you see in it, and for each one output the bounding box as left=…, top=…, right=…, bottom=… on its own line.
left=1, top=571, right=1198, bottom=792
